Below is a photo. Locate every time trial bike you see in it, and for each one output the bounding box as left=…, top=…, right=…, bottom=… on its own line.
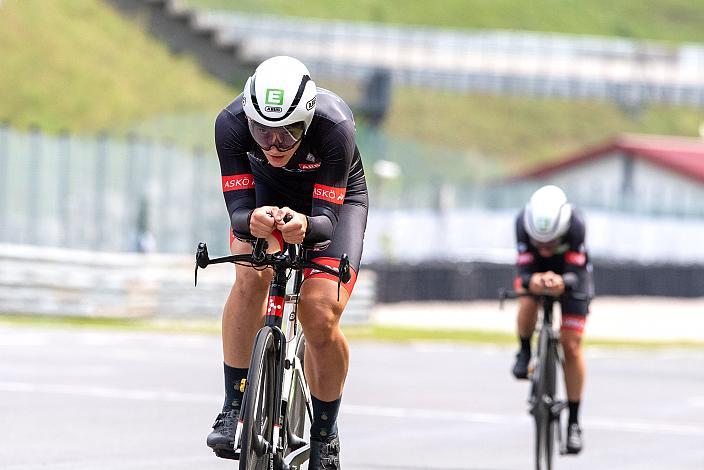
left=195, top=237, right=351, bottom=470
left=499, top=273, right=586, bottom=470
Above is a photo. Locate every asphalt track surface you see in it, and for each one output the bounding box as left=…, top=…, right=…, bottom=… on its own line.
left=1, top=326, right=703, bottom=470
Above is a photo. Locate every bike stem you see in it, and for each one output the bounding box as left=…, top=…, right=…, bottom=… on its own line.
left=542, top=297, right=554, bottom=328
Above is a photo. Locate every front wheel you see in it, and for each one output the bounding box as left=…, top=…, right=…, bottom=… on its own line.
left=239, top=327, right=277, bottom=470
left=533, top=331, right=557, bottom=470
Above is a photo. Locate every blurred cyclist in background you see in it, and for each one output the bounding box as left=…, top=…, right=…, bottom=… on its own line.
left=512, top=185, right=594, bottom=454
left=206, top=56, right=368, bottom=470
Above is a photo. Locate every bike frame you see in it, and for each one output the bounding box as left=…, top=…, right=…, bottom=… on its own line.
left=531, top=297, right=568, bottom=457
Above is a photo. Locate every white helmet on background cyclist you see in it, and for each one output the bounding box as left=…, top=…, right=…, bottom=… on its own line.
left=242, top=56, right=317, bottom=151
left=523, top=185, right=572, bottom=244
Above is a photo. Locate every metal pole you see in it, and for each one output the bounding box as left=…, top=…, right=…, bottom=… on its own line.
left=133, top=138, right=154, bottom=253
left=191, top=146, right=204, bottom=249
left=27, top=125, right=41, bottom=245
left=142, top=138, right=153, bottom=252
left=159, top=138, right=174, bottom=252
left=0, top=123, right=8, bottom=243
left=125, top=133, right=138, bottom=251
left=58, top=130, right=71, bottom=247
left=94, top=132, right=108, bottom=251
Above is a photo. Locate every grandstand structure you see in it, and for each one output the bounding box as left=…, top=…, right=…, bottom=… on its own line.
left=116, top=0, right=704, bottom=109
left=197, top=10, right=704, bottom=109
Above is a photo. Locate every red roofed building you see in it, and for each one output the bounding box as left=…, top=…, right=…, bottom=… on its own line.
left=511, top=134, right=704, bottom=216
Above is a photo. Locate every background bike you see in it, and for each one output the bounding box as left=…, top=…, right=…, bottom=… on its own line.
left=195, top=238, right=350, bottom=470
left=499, top=273, right=586, bottom=470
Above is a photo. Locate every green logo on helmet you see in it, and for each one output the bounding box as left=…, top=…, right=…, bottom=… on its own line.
left=537, top=217, right=551, bottom=232
left=265, top=89, right=284, bottom=105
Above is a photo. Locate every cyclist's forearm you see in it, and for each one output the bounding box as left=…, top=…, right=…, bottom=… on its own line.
left=304, top=214, right=334, bottom=245
left=517, top=269, right=533, bottom=290
left=564, top=250, right=591, bottom=295
left=563, top=266, right=591, bottom=296
left=226, top=198, right=254, bottom=239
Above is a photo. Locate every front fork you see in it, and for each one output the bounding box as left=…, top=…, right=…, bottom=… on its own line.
left=267, top=269, right=288, bottom=456
left=234, top=268, right=289, bottom=454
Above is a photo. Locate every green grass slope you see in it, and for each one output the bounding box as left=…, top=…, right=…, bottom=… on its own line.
left=184, top=0, right=704, bottom=43
left=0, top=0, right=701, bottom=172
left=0, top=0, right=234, bottom=133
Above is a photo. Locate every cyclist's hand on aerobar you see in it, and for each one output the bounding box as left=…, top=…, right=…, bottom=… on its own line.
left=273, top=207, right=308, bottom=244
left=250, top=206, right=278, bottom=238
left=529, top=271, right=565, bottom=296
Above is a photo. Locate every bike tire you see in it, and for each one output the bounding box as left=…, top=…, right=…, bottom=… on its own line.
left=534, top=330, right=557, bottom=470
left=239, top=327, right=277, bottom=470
left=284, top=332, right=307, bottom=454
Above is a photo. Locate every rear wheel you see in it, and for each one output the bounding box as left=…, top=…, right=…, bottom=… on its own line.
left=239, top=328, right=277, bottom=470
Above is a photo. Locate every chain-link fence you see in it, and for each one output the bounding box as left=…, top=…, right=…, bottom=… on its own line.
left=2, top=124, right=703, bottom=257
left=0, top=125, right=229, bottom=254
left=0, top=123, right=502, bottom=254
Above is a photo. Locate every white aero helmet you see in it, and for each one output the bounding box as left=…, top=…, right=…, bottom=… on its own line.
left=523, top=185, right=572, bottom=243
left=242, top=56, right=317, bottom=133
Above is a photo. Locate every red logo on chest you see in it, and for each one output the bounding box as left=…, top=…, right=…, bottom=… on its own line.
left=299, top=163, right=321, bottom=170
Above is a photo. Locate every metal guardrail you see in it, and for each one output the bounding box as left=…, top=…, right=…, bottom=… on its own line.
left=0, top=244, right=375, bottom=322
left=195, top=11, right=704, bottom=107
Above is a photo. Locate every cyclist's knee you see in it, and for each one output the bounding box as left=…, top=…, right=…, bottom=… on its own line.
left=518, top=296, right=539, bottom=316
left=234, top=266, right=272, bottom=295
left=560, top=332, right=583, bottom=360
left=298, top=291, right=343, bottom=348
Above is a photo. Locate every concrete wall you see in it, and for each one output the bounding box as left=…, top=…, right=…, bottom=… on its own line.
left=370, top=259, right=704, bottom=302
left=363, top=208, right=704, bottom=264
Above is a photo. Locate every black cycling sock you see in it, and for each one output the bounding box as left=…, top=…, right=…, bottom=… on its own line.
left=520, top=335, right=532, bottom=354
left=568, top=400, right=580, bottom=425
left=223, top=363, right=248, bottom=411
left=311, top=395, right=341, bottom=441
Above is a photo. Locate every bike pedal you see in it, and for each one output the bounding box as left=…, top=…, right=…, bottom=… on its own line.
left=213, top=448, right=240, bottom=460
left=551, top=400, right=568, bottom=417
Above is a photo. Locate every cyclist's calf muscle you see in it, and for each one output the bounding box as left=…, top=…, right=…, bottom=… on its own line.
left=517, top=296, right=539, bottom=338
left=298, top=277, right=351, bottom=402
left=222, top=237, right=275, bottom=369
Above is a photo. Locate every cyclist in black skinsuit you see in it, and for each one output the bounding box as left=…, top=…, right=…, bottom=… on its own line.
left=206, top=56, right=368, bottom=470
left=512, top=185, right=593, bottom=455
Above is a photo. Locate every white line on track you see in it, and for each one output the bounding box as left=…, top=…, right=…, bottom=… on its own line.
left=344, top=404, right=704, bottom=437
left=2, top=381, right=703, bottom=437
left=0, top=381, right=221, bottom=403
left=3, top=455, right=217, bottom=470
